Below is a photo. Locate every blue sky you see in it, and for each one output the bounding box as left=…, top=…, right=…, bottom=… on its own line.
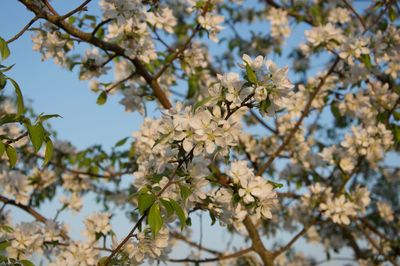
left=0, top=1, right=368, bottom=265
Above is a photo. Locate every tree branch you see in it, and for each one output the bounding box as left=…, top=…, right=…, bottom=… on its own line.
left=256, top=57, right=340, bottom=176
left=18, top=0, right=172, bottom=109
left=243, top=216, right=275, bottom=266
left=169, top=247, right=252, bottom=263
left=6, top=16, right=38, bottom=44
left=0, top=194, right=69, bottom=240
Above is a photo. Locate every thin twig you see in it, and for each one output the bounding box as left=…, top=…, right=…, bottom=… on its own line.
left=341, top=0, right=367, bottom=30
left=169, top=247, right=252, bottom=263
left=0, top=195, right=69, bottom=240
left=170, top=231, right=222, bottom=255
left=5, top=132, right=28, bottom=145
left=154, top=24, right=201, bottom=80
left=92, top=18, right=113, bottom=37
left=105, top=72, right=135, bottom=93
left=7, top=16, right=38, bottom=43
left=256, top=57, right=340, bottom=176
left=104, top=150, right=194, bottom=265
left=59, top=0, right=92, bottom=20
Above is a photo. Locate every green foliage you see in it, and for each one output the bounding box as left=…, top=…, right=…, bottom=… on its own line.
left=245, top=62, right=258, bottom=84
left=138, top=190, right=156, bottom=215
left=43, top=139, right=53, bottom=165
left=5, top=145, right=17, bottom=168
left=360, top=54, right=373, bottom=70
left=169, top=199, right=186, bottom=230
left=0, top=37, right=10, bottom=61
left=179, top=184, right=191, bottom=201
left=97, top=91, right=107, bottom=105
left=193, top=96, right=212, bottom=112
left=0, top=141, right=5, bottom=157
left=115, top=137, right=129, bottom=147
left=27, top=123, right=45, bottom=152
left=148, top=203, right=163, bottom=235
left=187, top=75, right=199, bottom=99
left=7, top=78, right=25, bottom=115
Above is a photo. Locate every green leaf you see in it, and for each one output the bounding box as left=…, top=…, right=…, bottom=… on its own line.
left=0, top=63, right=15, bottom=72
left=388, top=6, right=396, bottom=22
left=7, top=78, right=25, bottom=115
left=97, top=256, right=109, bottom=266
left=152, top=132, right=171, bottom=149
left=0, top=74, right=6, bottom=89
left=187, top=75, right=199, bottom=99
left=0, top=225, right=13, bottom=233
left=393, top=126, right=400, bottom=143
left=115, top=137, right=129, bottom=147
left=169, top=199, right=186, bottom=230
left=193, top=96, right=212, bottom=112
left=5, top=145, right=17, bottom=167
left=0, top=241, right=10, bottom=250
left=38, top=114, right=62, bottom=122
left=360, top=54, right=373, bottom=70
left=138, top=192, right=155, bottom=215
left=27, top=123, right=45, bottom=152
left=0, top=142, right=4, bottom=157
left=97, top=91, right=107, bottom=105
left=245, top=63, right=258, bottom=84
left=20, top=260, right=35, bottom=266
left=148, top=203, right=163, bottom=235
left=0, top=37, right=10, bottom=61
left=160, top=198, right=174, bottom=216
left=0, top=113, right=21, bottom=125
left=179, top=184, right=191, bottom=201
left=43, top=139, right=53, bottom=165
left=268, top=180, right=284, bottom=189
left=260, top=99, right=271, bottom=113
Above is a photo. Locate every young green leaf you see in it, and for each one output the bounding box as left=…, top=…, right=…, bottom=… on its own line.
left=169, top=199, right=186, bottom=230
left=0, top=37, right=10, bottom=61
left=148, top=203, right=163, bottom=235
left=187, top=75, right=199, bottom=99
left=38, top=114, right=62, bottom=122
left=0, top=240, right=10, bottom=250
left=97, top=91, right=107, bottom=105
left=245, top=63, right=258, bottom=84
left=360, top=54, right=373, bottom=70
left=179, top=184, right=191, bottom=201
left=115, top=137, right=129, bottom=147
left=7, top=78, right=25, bottom=115
left=193, top=96, right=212, bottom=112
left=43, top=139, right=53, bottom=165
left=20, top=260, right=35, bottom=266
left=0, top=74, right=6, bottom=90
left=0, top=142, right=4, bottom=157
left=138, top=192, right=155, bottom=215
left=27, top=123, right=45, bottom=152
left=0, top=113, right=21, bottom=125
left=5, top=145, right=17, bottom=167
left=160, top=198, right=174, bottom=216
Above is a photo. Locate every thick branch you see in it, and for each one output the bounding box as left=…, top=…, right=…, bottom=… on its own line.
left=18, top=0, right=172, bottom=109
left=243, top=216, right=275, bottom=266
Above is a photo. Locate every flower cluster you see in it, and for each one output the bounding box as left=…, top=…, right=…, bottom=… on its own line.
left=209, top=54, right=293, bottom=116
left=31, top=24, right=73, bottom=67
left=0, top=171, right=33, bottom=205
left=266, top=8, right=291, bottom=42
left=83, top=212, right=112, bottom=241
left=123, top=227, right=170, bottom=264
